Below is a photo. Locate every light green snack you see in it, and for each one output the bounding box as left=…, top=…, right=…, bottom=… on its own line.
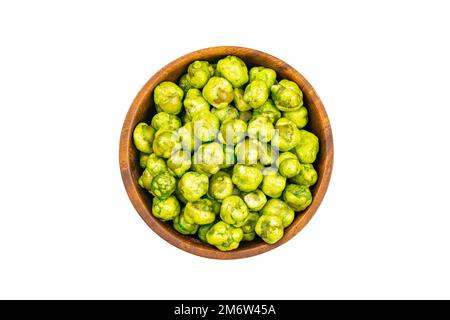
left=241, top=211, right=260, bottom=241
left=187, top=60, right=214, bottom=89
left=283, top=106, right=308, bottom=129
left=211, top=105, right=239, bottom=123
left=150, top=172, right=176, bottom=199
left=167, top=150, right=191, bottom=177
left=279, top=158, right=301, bottom=178
left=178, top=171, right=209, bottom=202
left=271, top=118, right=301, bottom=152
left=178, top=121, right=196, bottom=152
left=173, top=210, right=199, bottom=235
left=138, top=169, right=153, bottom=190
left=252, top=99, right=281, bottom=124
left=216, top=56, right=249, bottom=88
left=261, top=169, right=287, bottom=198
left=154, top=81, right=184, bottom=114
left=133, top=122, right=155, bottom=153
left=255, top=214, right=284, bottom=244
left=202, top=77, right=234, bottom=109
left=209, top=171, right=234, bottom=201
left=151, top=112, right=181, bottom=131
left=192, top=111, right=220, bottom=142
left=247, top=116, right=275, bottom=142
left=241, top=189, right=267, bottom=211
left=220, top=195, right=249, bottom=227
left=198, top=222, right=215, bottom=242
left=139, top=152, right=150, bottom=169
left=152, top=196, right=180, bottom=221
left=283, top=184, right=312, bottom=211
left=234, top=88, right=252, bottom=112
left=249, top=66, right=277, bottom=89
left=271, top=79, right=303, bottom=112
left=152, top=129, right=181, bottom=158
left=193, top=142, right=224, bottom=175
left=261, top=198, right=295, bottom=228
left=184, top=198, right=217, bottom=225
left=145, top=153, right=167, bottom=177
left=220, top=119, right=247, bottom=145
left=206, top=221, right=244, bottom=251
left=178, top=74, right=192, bottom=93
left=183, top=89, right=210, bottom=120
left=232, top=164, right=263, bottom=192
left=235, top=139, right=260, bottom=165
left=290, top=164, right=318, bottom=187
left=243, top=79, right=269, bottom=109
left=294, top=130, right=320, bottom=164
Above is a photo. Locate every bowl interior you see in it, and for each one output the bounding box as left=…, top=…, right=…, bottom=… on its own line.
left=120, top=47, right=333, bottom=259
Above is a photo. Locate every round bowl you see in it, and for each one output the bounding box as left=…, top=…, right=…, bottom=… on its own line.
left=119, top=46, right=333, bottom=259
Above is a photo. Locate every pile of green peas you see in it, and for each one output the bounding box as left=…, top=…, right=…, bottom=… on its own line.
left=133, top=56, right=320, bottom=251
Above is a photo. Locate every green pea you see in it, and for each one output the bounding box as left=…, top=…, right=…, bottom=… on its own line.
left=255, top=214, right=284, bottom=244
left=294, top=130, right=319, bottom=164
left=216, top=56, right=249, bottom=88
left=152, top=196, right=180, bottom=221
left=133, top=122, right=155, bottom=153
left=154, top=81, right=184, bottom=114
left=243, top=79, right=269, bottom=109
left=202, top=77, right=234, bottom=109
left=283, top=184, right=312, bottom=211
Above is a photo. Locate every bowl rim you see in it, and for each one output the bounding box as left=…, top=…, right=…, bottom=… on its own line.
left=119, top=46, right=334, bottom=259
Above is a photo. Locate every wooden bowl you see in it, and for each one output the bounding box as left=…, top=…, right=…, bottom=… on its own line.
left=119, top=46, right=333, bottom=259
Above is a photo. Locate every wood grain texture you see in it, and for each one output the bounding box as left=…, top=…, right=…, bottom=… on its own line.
left=119, top=46, right=334, bottom=259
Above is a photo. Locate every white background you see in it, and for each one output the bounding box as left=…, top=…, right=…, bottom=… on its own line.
left=0, top=0, right=449, bottom=299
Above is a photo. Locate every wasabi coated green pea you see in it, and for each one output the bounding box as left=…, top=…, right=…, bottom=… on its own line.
left=249, top=66, right=277, bottom=89
left=206, top=221, right=244, bottom=251
left=183, top=89, right=210, bottom=120
left=261, top=199, right=295, bottom=228
left=150, top=172, right=176, bottom=199
left=276, top=151, right=297, bottom=167
left=216, top=56, right=249, bottom=88
left=235, top=139, right=260, bottom=165
left=152, top=129, right=181, bottom=158
left=178, top=171, right=209, bottom=202
left=202, top=77, right=234, bottom=109
left=279, top=158, right=301, bottom=178
left=239, top=110, right=253, bottom=122
left=259, top=144, right=277, bottom=166
left=174, top=187, right=188, bottom=204
left=178, top=121, right=196, bottom=152
left=271, top=79, right=303, bottom=112
left=283, top=106, right=308, bottom=129
left=295, top=130, right=319, bottom=164
left=222, top=145, right=236, bottom=168
left=173, top=210, right=199, bottom=235
left=184, top=198, right=217, bottom=225
left=198, top=222, right=215, bottom=242
left=252, top=99, right=281, bottom=124
left=241, top=211, right=260, bottom=241
left=192, top=111, right=220, bottom=142
left=138, top=169, right=153, bottom=190
left=167, top=150, right=191, bottom=177
left=187, top=60, right=214, bottom=89
left=139, top=152, right=150, bottom=169
left=271, top=118, right=301, bottom=152
left=133, top=122, right=155, bottom=153
left=232, top=164, right=263, bottom=192
left=233, top=88, right=252, bottom=112
left=145, top=153, right=167, bottom=176
left=154, top=81, right=184, bottom=114
left=178, top=74, right=192, bottom=93
left=241, top=189, right=267, bottom=211
left=255, top=214, right=284, bottom=244
left=151, top=112, right=182, bottom=131
left=220, top=195, right=249, bottom=227
left=193, top=142, right=224, bottom=175
left=243, top=80, right=269, bottom=109
left=283, top=184, right=312, bottom=211
left=247, top=116, right=275, bottom=142
left=211, top=105, right=239, bottom=123
left=220, top=119, right=247, bottom=145
left=152, top=196, right=180, bottom=221
left=261, top=169, right=286, bottom=198
left=291, top=164, right=318, bottom=187
left=209, top=171, right=234, bottom=200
